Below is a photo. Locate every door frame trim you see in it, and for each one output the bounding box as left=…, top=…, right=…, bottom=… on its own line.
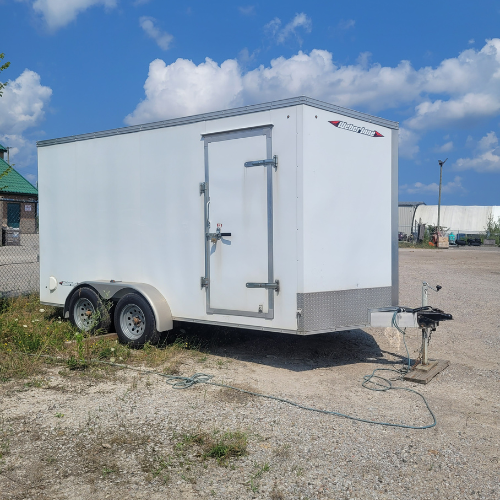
left=202, top=125, right=275, bottom=319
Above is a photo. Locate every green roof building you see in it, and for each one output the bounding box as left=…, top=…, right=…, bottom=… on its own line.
left=0, top=148, right=38, bottom=234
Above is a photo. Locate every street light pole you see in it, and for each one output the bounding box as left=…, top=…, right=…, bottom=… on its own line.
left=437, top=158, right=448, bottom=235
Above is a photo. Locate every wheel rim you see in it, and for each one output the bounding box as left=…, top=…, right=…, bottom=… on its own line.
left=119, top=304, right=146, bottom=340
left=74, top=298, right=96, bottom=331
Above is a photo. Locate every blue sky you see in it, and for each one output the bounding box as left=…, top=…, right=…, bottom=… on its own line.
left=1, top=0, right=499, bottom=205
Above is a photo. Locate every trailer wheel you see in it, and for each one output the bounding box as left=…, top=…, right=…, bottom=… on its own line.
left=69, top=287, right=111, bottom=333
left=114, top=293, right=159, bottom=346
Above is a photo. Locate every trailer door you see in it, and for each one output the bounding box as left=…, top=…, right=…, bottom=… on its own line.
left=202, top=125, right=276, bottom=319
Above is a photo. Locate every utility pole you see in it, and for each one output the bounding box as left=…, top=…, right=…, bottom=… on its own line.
left=437, top=158, right=447, bottom=235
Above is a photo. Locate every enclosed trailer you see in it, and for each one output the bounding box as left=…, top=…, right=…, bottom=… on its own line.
left=37, top=96, right=399, bottom=345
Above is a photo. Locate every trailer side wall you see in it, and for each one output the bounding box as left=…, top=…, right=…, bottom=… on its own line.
left=297, top=105, right=395, bottom=331
left=39, top=107, right=301, bottom=332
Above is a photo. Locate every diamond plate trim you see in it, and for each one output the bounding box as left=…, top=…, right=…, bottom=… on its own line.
left=297, top=287, right=392, bottom=333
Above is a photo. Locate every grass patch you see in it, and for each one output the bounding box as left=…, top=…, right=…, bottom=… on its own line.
left=0, top=294, right=206, bottom=384
left=177, top=430, right=248, bottom=465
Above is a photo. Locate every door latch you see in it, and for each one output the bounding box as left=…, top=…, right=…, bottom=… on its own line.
left=246, top=280, right=280, bottom=294
left=244, top=155, right=278, bottom=170
left=206, top=227, right=232, bottom=243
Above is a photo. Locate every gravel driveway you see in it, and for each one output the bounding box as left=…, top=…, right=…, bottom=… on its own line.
left=1, top=247, right=499, bottom=499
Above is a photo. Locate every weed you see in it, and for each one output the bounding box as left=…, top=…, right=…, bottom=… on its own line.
left=141, top=454, right=172, bottom=484
left=247, top=462, right=270, bottom=492
left=97, top=346, right=114, bottom=360
left=249, top=478, right=259, bottom=493
left=23, top=378, right=46, bottom=388
left=181, top=473, right=196, bottom=484
left=175, top=430, right=247, bottom=465
left=67, top=355, right=87, bottom=371
left=55, top=413, right=64, bottom=418
left=101, top=466, right=115, bottom=476
left=0, top=293, right=205, bottom=383
left=203, top=432, right=247, bottom=463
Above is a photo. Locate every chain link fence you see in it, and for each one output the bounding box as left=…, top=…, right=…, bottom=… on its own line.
left=0, top=201, right=39, bottom=297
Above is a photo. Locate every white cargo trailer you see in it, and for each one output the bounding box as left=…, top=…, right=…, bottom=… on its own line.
left=37, top=96, right=399, bottom=345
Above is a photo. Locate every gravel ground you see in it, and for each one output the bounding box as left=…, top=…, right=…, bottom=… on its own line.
left=1, top=247, right=499, bottom=500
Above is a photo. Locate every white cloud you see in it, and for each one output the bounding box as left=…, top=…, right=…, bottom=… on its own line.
left=32, top=0, right=117, bottom=30
left=468, top=38, right=475, bottom=44
left=139, top=16, right=173, bottom=50
left=434, top=141, right=454, bottom=153
left=0, top=134, right=37, bottom=170
left=126, top=39, right=500, bottom=138
left=238, top=5, right=255, bottom=16
left=356, top=51, right=371, bottom=68
left=406, top=93, right=500, bottom=130
left=454, top=131, right=500, bottom=173
left=0, top=70, right=52, bottom=134
left=337, top=19, right=355, bottom=31
left=265, top=13, right=312, bottom=45
left=400, top=176, right=465, bottom=195
left=0, top=70, right=52, bottom=171
left=264, top=17, right=282, bottom=37
left=399, top=127, right=420, bottom=159
left=125, top=58, right=243, bottom=125
left=25, top=173, right=37, bottom=185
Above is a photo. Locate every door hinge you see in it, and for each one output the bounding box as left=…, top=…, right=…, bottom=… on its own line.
left=246, top=279, right=279, bottom=294
left=244, top=155, right=278, bottom=171
left=199, top=182, right=206, bottom=195
left=201, top=277, right=209, bottom=288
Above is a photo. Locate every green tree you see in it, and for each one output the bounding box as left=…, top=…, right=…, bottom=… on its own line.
left=485, top=214, right=500, bottom=243
left=0, top=52, right=10, bottom=97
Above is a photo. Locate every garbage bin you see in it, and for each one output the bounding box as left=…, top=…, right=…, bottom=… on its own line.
left=2, top=227, right=20, bottom=246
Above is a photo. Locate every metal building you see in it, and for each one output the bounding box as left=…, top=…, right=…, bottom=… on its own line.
left=413, top=205, right=500, bottom=235
left=398, top=201, right=425, bottom=237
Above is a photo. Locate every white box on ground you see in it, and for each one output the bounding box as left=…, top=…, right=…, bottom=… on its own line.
left=37, top=96, right=399, bottom=339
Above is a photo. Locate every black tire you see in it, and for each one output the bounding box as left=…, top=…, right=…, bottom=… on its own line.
left=114, top=293, right=159, bottom=347
left=69, top=287, right=111, bottom=333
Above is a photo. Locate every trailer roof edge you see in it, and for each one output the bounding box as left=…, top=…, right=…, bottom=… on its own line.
left=36, top=96, right=399, bottom=147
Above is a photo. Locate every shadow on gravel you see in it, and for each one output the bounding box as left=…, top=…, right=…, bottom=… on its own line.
left=159, top=322, right=406, bottom=373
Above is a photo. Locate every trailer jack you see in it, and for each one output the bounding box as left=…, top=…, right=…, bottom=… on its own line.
left=370, top=283, right=453, bottom=384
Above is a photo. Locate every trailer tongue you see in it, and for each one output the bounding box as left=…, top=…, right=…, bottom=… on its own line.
left=370, top=282, right=453, bottom=383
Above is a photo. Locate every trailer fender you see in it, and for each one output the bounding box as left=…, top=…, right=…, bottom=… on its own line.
left=64, top=281, right=173, bottom=333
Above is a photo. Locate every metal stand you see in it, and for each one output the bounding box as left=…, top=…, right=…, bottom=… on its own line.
left=403, top=282, right=450, bottom=384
